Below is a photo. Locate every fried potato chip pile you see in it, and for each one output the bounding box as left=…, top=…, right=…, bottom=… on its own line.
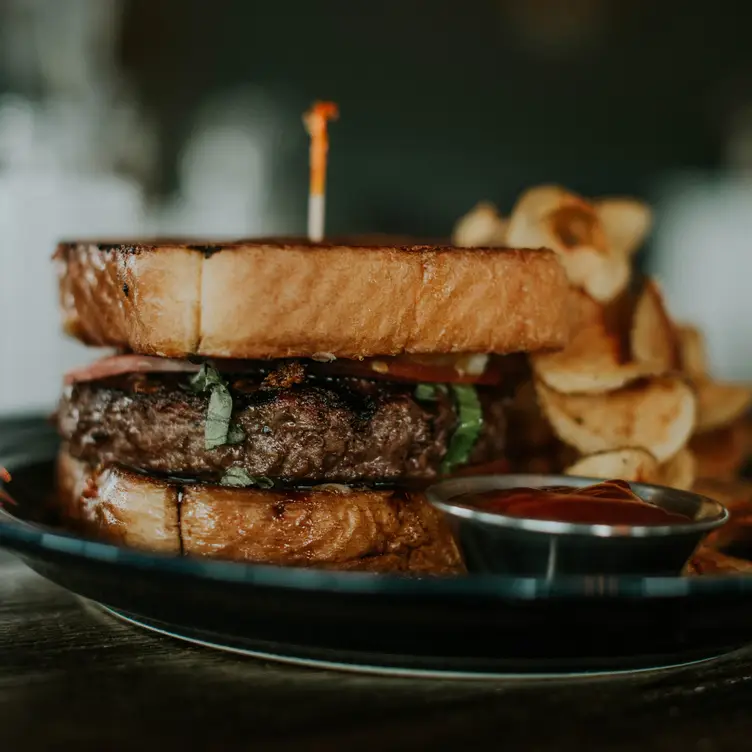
left=453, top=185, right=752, bottom=494
left=452, top=201, right=508, bottom=248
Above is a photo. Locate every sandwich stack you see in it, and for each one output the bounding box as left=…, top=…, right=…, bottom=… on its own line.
left=53, top=238, right=573, bottom=573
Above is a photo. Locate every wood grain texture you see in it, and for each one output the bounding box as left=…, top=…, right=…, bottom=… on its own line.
left=2, top=552, right=752, bottom=751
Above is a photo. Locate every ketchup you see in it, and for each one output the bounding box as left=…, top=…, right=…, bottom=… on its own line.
left=463, top=480, right=690, bottom=526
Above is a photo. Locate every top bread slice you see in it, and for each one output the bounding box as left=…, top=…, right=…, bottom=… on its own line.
left=54, top=239, right=574, bottom=359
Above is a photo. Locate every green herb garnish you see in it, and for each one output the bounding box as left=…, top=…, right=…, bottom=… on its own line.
left=188, top=364, right=236, bottom=450
left=205, top=384, right=232, bottom=449
left=188, top=363, right=225, bottom=393
left=227, top=423, right=246, bottom=445
left=441, top=384, right=483, bottom=474
left=414, top=383, right=448, bottom=401
left=220, top=467, right=274, bottom=488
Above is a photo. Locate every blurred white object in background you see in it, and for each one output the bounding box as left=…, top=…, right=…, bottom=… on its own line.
left=648, top=175, right=752, bottom=382
left=0, top=170, right=144, bottom=415
left=0, top=0, right=151, bottom=415
left=152, top=86, right=294, bottom=237
left=0, top=92, right=145, bottom=415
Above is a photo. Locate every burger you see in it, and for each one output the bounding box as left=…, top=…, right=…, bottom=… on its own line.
left=53, top=239, right=572, bottom=574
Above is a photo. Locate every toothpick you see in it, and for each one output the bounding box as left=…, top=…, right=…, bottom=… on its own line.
left=304, top=101, right=339, bottom=242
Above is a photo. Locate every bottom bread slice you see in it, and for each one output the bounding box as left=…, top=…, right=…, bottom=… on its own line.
left=55, top=448, right=465, bottom=574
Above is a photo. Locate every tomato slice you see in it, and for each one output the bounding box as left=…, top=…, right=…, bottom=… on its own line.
left=311, top=354, right=507, bottom=385
left=72, top=353, right=524, bottom=388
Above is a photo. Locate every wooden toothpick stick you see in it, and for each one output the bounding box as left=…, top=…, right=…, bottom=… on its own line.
left=304, top=101, right=339, bottom=242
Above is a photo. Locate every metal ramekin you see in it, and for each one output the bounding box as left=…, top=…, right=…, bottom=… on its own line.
left=426, top=474, right=729, bottom=577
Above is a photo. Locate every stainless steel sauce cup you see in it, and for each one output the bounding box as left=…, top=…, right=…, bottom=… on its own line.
left=426, top=474, right=729, bottom=577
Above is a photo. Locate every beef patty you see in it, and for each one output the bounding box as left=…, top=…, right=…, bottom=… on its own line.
left=57, top=371, right=506, bottom=483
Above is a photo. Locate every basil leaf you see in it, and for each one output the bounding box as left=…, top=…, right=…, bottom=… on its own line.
left=188, top=363, right=224, bottom=393
left=188, top=364, right=240, bottom=450
left=441, top=384, right=483, bottom=474
left=227, top=423, right=246, bottom=445
left=220, top=467, right=274, bottom=488
left=415, top=383, right=437, bottom=401
left=415, top=383, right=448, bottom=402
left=205, top=383, right=232, bottom=450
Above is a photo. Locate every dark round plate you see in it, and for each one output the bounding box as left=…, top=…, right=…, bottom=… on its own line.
left=3, top=417, right=752, bottom=678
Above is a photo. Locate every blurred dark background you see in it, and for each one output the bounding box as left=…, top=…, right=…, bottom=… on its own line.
left=2, top=0, right=752, bottom=413
left=3, top=0, right=752, bottom=236
left=116, top=0, right=752, bottom=236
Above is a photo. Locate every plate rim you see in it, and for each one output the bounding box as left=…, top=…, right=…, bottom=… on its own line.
left=95, top=603, right=741, bottom=680
left=4, top=511, right=752, bottom=601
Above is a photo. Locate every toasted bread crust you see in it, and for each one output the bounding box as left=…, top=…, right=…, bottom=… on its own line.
left=55, top=448, right=465, bottom=574
left=55, top=239, right=573, bottom=359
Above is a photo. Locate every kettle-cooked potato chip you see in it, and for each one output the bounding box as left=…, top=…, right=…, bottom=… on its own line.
left=694, top=380, right=752, bottom=434
left=565, top=448, right=659, bottom=483
left=536, top=376, right=696, bottom=463
left=693, top=477, right=752, bottom=518
left=594, top=198, right=652, bottom=258
left=565, top=446, right=695, bottom=491
left=677, top=325, right=708, bottom=379
left=689, top=545, right=752, bottom=575
left=506, top=185, right=631, bottom=303
left=630, top=278, right=681, bottom=372
left=742, top=413, right=752, bottom=457
left=693, top=477, right=752, bottom=552
left=690, top=420, right=747, bottom=480
left=655, top=448, right=695, bottom=491
left=532, top=290, right=664, bottom=394
left=452, top=201, right=508, bottom=248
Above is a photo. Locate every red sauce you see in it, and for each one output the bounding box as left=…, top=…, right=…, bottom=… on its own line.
left=464, top=479, right=690, bottom=526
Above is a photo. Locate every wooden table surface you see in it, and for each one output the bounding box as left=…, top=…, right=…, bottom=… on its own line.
left=2, top=550, right=752, bottom=751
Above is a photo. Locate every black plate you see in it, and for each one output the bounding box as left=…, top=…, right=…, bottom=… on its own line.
left=3, top=417, right=752, bottom=678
